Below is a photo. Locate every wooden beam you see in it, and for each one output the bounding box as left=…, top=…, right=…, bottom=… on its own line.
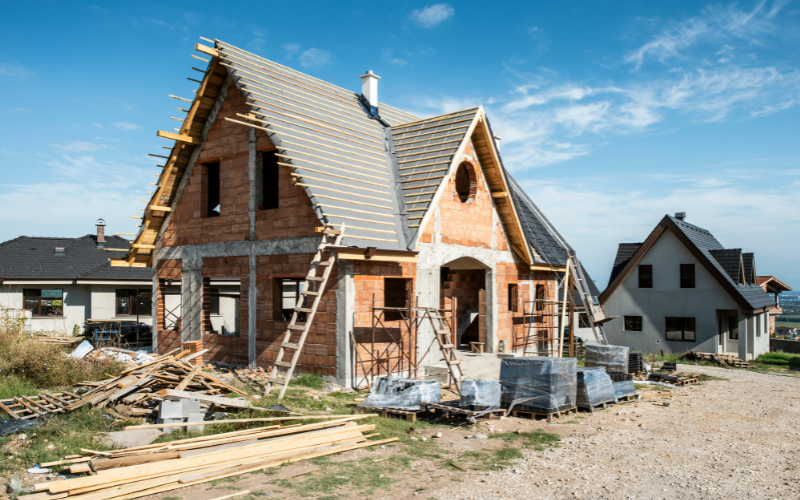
left=132, top=244, right=156, bottom=250
left=148, top=205, right=173, bottom=212
left=157, top=131, right=200, bottom=145
left=195, top=43, right=220, bottom=58
left=491, top=191, right=508, bottom=198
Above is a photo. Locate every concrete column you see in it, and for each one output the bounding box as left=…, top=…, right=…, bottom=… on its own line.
left=416, top=266, right=440, bottom=365
left=737, top=313, right=748, bottom=361
left=151, top=254, right=159, bottom=351
left=485, top=267, right=497, bottom=353
left=247, top=127, right=258, bottom=368
left=181, top=250, right=203, bottom=343
left=335, top=260, right=354, bottom=387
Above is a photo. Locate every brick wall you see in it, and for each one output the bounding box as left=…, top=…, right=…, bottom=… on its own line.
left=353, top=261, right=417, bottom=378
left=253, top=253, right=338, bottom=377
left=418, top=141, right=510, bottom=250
left=199, top=256, right=249, bottom=366
left=494, top=264, right=558, bottom=353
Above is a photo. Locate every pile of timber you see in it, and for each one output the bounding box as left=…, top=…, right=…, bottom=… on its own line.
left=26, top=416, right=392, bottom=500
left=33, top=335, right=87, bottom=345
left=684, top=351, right=751, bottom=368
left=67, top=349, right=257, bottom=417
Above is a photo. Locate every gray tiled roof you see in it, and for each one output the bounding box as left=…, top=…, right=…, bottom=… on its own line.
left=608, top=243, right=643, bottom=286
left=742, top=252, right=755, bottom=285
left=667, top=216, right=774, bottom=310
left=0, top=235, right=152, bottom=280
left=709, top=249, right=742, bottom=283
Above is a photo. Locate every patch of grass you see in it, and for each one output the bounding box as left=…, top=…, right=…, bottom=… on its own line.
left=697, top=374, right=728, bottom=382
left=556, top=419, right=579, bottom=424
left=274, top=456, right=394, bottom=499
left=0, top=406, right=121, bottom=477
left=162, top=497, right=183, bottom=500
left=0, top=375, right=40, bottom=400
left=756, top=352, right=800, bottom=367
left=461, top=446, right=523, bottom=470
left=490, top=429, right=561, bottom=450
left=291, top=372, right=326, bottom=390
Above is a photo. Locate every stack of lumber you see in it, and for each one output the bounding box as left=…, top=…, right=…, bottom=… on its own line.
left=27, top=416, right=393, bottom=500
left=66, top=348, right=258, bottom=416
left=33, top=335, right=86, bottom=345
left=684, top=351, right=751, bottom=368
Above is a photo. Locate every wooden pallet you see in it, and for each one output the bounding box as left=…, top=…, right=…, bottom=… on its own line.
left=577, top=400, right=615, bottom=414
left=377, top=408, right=422, bottom=422
left=420, top=400, right=505, bottom=421
left=510, top=406, right=577, bottom=422
left=614, top=394, right=641, bottom=403
left=672, top=377, right=698, bottom=386
left=648, top=373, right=699, bottom=386
left=0, top=392, right=82, bottom=420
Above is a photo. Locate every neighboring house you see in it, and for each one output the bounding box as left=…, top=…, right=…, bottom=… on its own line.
left=757, top=276, right=793, bottom=333
left=111, top=40, right=591, bottom=386
left=0, top=220, right=241, bottom=337
left=599, top=213, right=777, bottom=360
left=776, top=326, right=797, bottom=336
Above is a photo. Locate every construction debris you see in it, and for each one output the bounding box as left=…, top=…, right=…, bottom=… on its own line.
left=26, top=416, right=392, bottom=500
left=684, top=351, right=752, bottom=368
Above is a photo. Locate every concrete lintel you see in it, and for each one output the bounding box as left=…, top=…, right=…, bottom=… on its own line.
left=155, top=236, right=321, bottom=262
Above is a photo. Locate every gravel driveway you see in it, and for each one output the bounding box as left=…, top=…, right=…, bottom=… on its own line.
left=440, top=364, right=800, bottom=500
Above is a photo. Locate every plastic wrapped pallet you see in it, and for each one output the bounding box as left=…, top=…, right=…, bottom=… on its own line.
left=359, top=376, right=441, bottom=410
left=584, top=342, right=629, bottom=373
left=613, top=379, right=637, bottom=400
left=576, top=367, right=616, bottom=409
left=500, top=357, right=577, bottom=414
left=460, top=379, right=501, bottom=410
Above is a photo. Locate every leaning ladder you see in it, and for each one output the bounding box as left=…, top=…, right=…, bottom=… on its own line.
left=418, top=307, right=464, bottom=394
left=266, top=224, right=345, bottom=400
left=568, top=258, right=608, bottom=344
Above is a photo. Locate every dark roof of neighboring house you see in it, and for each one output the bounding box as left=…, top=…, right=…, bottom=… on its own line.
left=608, top=243, right=644, bottom=286
left=600, top=215, right=776, bottom=312
left=742, top=253, right=755, bottom=285
left=709, top=249, right=742, bottom=283
left=0, top=235, right=152, bottom=281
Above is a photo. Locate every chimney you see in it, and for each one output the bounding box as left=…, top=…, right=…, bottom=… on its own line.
left=96, top=218, right=106, bottom=249
left=675, top=212, right=686, bottom=221
left=359, top=70, right=380, bottom=107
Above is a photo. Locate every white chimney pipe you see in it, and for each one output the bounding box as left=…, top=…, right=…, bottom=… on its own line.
left=359, top=70, right=380, bottom=107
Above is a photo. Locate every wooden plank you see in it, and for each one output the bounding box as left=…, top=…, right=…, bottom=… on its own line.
left=124, top=414, right=377, bottom=431
left=158, top=389, right=253, bottom=409
left=0, top=400, right=21, bottom=419
left=157, top=130, right=201, bottom=145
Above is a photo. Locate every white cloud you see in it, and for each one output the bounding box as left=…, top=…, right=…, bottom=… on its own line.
left=113, top=122, right=141, bottom=131
left=0, top=63, right=34, bottom=78
left=388, top=57, right=407, bottom=66
left=248, top=28, right=267, bottom=52
left=283, top=43, right=300, bottom=59
left=51, top=141, right=108, bottom=152
left=410, top=4, right=454, bottom=28
left=298, top=48, right=331, bottom=68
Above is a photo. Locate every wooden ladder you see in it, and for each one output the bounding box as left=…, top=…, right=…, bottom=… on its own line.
left=419, top=307, right=464, bottom=394
left=568, top=258, right=609, bottom=345
left=266, top=224, right=345, bottom=400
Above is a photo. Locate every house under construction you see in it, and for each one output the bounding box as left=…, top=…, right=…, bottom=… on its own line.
left=116, top=40, right=600, bottom=388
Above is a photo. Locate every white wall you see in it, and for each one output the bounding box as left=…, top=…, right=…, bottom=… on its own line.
left=603, top=229, right=751, bottom=355
left=209, top=285, right=240, bottom=335
left=0, top=284, right=89, bottom=335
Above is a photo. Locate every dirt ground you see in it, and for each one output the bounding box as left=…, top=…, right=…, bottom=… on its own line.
left=124, top=363, right=800, bottom=500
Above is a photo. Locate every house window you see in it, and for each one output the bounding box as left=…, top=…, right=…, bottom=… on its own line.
left=728, top=316, right=738, bottom=340
left=210, top=288, right=220, bottom=316
left=578, top=313, right=590, bottom=328
left=624, top=316, right=643, bottom=331
left=535, top=284, right=545, bottom=311
left=116, top=289, right=152, bottom=316
left=756, top=315, right=761, bottom=337
left=718, top=317, right=724, bottom=346
left=384, top=278, right=412, bottom=321
left=260, top=151, right=280, bottom=210
left=23, top=289, right=63, bottom=317
left=680, top=264, right=695, bottom=288
left=507, top=284, right=519, bottom=313
left=638, top=265, right=652, bottom=288
left=454, top=162, right=476, bottom=203
left=274, top=279, right=306, bottom=322
left=666, top=317, right=696, bottom=341
left=205, top=162, right=220, bottom=217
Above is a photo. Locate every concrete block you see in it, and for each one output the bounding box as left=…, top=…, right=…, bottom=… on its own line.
left=186, top=412, right=206, bottom=434
left=158, top=400, right=183, bottom=420
left=181, top=398, right=202, bottom=418
left=157, top=417, right=184, bottom=434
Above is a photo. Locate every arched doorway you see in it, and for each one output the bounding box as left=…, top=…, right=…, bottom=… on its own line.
left=440, top=257, right=489, bottom=350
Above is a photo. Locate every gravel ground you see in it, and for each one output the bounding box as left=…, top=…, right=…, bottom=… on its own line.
left=439, top=364, right=800, bottom=500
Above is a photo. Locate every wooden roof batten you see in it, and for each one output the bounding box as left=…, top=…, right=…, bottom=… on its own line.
left=121, top=44, right=228, bottom=267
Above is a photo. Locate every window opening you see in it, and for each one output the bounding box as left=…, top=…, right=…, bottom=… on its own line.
left=578, top=313, right=590, bottom=328
left=508, top=284, right=519, bottom=313
left=260, top=151, right=280, bottom=209
left=275, top=279, right=306, bottom=322
left=728, top=316, right=738, bottom=340
left=206, top=162, right=220, bottom=217
left=455, top=162, right=476, bottom=203
left=116, top=289, right=152, bottom=316
left=666, top=317, right=696, bottom=341
left=23, top=289, right=63, bottom=317
left=384, top=278, right=412, bottom=321
left=624, top=316, right=643, bottom=331
left=210, top=288, right=220, bottom=316
left=680, top=264, right=695, bottom=288
left=535, top=284, right=545, bottom=311
left=638, top=264, right=652, bottom=288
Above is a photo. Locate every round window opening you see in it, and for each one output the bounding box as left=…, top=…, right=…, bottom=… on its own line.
left=455, top=162, right=476, bottom=203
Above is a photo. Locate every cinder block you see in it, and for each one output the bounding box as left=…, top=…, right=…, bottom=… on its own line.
left=181, top=398, right=202, bottom=417
left=186, top=412, right=206, bottom=433
left=157, top=417, right=184, bottom=434
left=158, top=400, right=183, bottom=420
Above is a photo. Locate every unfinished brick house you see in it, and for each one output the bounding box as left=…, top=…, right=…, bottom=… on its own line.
left=117, top=40, right=586, bottom=387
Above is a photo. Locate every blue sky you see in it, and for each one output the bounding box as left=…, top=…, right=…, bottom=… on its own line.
left=1, top=0, right=799, bottom=288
